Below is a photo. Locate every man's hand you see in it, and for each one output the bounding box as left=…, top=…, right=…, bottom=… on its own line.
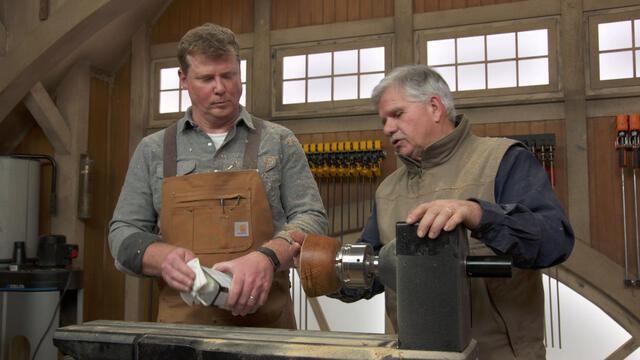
left=212, top=230, right=306, bottom=316
left=142, top=242, right=196, bottom=293
left=280, top=230, right=305, bottom=268
left=213, top=252, right=274, bottom=316
left=406, top=199, right=482, bottom=239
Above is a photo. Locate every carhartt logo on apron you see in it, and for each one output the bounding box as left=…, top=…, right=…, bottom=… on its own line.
left=235, top=221, right=250, bottom=237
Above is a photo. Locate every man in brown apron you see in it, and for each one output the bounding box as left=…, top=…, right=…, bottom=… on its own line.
left=109, top=23, right=327, bottom=328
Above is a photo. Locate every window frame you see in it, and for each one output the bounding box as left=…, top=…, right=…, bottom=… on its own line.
left=149, top=49, right=253, bottom=129
left=415, top=17, right=560, bottom=103
left=587, top=7, right=640, bottom=95
left=272, top=35, right=393, bottom=119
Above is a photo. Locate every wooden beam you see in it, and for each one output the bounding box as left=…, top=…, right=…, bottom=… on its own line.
left=270, top=17, right=393, bottom=46
left=561, top=0, right=591, bottom=244
left=307, top=297, right=330, bottom=331
left=50, top=61, right=91, bottom=268
left=0, top=0, right=131, bottom=126
left=129, top=25, right=149, bottom=157
left=413, top=0, right=561, bottom=30
left=394, top=0, right=413, bottom=67
left=584, top=0, right=640, bottom=11
left=23, top=82, right=71, bottom=154
left=609, top=338, right=640, bottom=360
left=124, top=25, right=150, bottom=322
left=253, top=0, right=271, bottom=118
left=562, top=240, right=640, bottom=332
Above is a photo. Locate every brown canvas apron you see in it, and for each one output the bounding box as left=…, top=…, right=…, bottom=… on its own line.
left=156, top=119, right=296, bottom=329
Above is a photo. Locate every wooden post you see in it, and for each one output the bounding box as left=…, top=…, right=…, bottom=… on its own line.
left=50, top=61, right=91, bottom=269
left=252, top=0, right=271, bottom=119
left=124, top=24, right=151, bottom=322
left=561, top=0, right=590, bottom=244
left=394, top=0, right=413, bottom=67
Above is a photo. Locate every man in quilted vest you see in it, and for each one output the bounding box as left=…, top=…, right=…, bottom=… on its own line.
left=344, top=65, right=574, bottom=359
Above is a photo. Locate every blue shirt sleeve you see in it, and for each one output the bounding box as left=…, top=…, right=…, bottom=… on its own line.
left=469, top=145, right=574, bottom=268
left=360, top=205, right=383, bottom=252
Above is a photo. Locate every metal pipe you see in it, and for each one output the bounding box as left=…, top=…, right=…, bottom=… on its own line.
left=555, top=267, right=562, bottom=349
left=465, top=256, right=511, bottom=277
left=629, top=114, right=640, bottom=283
left=10, top=153, right=57, bottom=215
left=633, top=167, right=640, bottom=283
left=616, top=114, right=631, bottom=285
left=339, top=175, right=344, bottom=242
left=331, top=175, right=337, bottom=236
left=622, top=169, right=630, bottom=285
left=547, top=269, right=555, bottom=347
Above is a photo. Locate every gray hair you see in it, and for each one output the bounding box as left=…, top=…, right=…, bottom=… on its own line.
left=178, top=23, right=240, bottom=74
left=371, top=65, right=457, bottom=120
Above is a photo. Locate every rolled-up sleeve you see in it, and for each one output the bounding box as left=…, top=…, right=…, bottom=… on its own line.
left=108, top=140, right=161, bottom=276
left=278, top=133, right=328, bottom=236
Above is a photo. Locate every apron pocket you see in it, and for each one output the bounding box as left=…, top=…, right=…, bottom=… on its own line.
left=171, top=191, right=254, bottom=255
left=169, top=207, right=195, bottom=250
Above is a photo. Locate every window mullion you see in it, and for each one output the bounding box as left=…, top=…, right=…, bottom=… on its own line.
left=484, top=35, right=488, bottom=90
left=515, top=31, right=520, bottom=87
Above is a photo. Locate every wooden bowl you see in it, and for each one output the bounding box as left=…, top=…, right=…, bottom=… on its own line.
left=298, top=234, right=342, bottom=297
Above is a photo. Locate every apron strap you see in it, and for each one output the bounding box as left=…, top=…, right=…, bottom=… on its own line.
left=163, top=116, right=264, bottom=176
left=243, top=116, right=263, bottom=170
left=163, top=122, right=178, bottom=178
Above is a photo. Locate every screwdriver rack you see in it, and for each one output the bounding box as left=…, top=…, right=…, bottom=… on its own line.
left=508, top=133, right=558, bottom=188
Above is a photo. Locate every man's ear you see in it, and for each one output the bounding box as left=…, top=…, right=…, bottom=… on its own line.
left=178, top=68, right=187, bottom=89
left=428, top=96, right=446, bottom=122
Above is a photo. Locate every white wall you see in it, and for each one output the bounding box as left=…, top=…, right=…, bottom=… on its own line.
left=290, top=269, right=385, bottom=333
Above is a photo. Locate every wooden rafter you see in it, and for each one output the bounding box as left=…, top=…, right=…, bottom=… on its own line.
left=0, top=0, right=130, bottom=125
left=23, top=82, right=71, bottom=154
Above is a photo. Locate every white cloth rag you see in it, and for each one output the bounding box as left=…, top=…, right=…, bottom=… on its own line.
left=180, top=258, right=231, bottom=308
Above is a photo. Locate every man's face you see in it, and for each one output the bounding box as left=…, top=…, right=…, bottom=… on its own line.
left=179, top=53, right=242, bottom=128
left=378, top=86, right=448, bottom=161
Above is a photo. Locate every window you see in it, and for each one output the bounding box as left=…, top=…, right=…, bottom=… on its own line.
left=158, top=66, right=190, bottom=113
left=274, top=36, right=392, bottom=117
left=427, top=29, right=549, bottom=90
left=597, top=20, right=639, bottom=80
left=282, top=47, right=385, bottom=104
left=156, top=59, right=248, bottom=115
left=588, top=9, right=640, bottom=92
left=416, top=18, right=558, bottom=100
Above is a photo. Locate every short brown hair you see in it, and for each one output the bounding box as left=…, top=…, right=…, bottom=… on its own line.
left=177, top=23, right=240, bottom=74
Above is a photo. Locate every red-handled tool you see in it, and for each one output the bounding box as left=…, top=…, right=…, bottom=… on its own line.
left=616, top=114, right=635, bottom=286
left=629, top=114, right=640, bottom=285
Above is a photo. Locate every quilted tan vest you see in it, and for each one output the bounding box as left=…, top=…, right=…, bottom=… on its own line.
left=376, top=118, right=545, bottom=359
